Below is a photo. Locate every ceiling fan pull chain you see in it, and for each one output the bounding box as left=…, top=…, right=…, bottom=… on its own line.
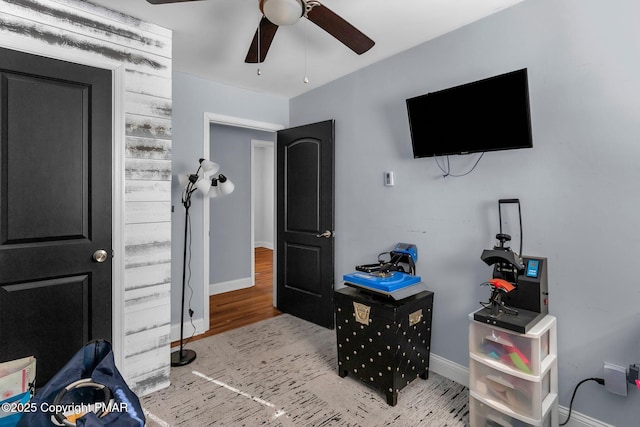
left=257, top=16, right=262, bottom=75
left=303, top=16, right=309, bottom=83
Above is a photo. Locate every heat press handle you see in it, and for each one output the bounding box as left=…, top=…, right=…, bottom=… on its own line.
left=498, top=198, right=522, bottom=256
left=498, top=199, right=521, bottom=229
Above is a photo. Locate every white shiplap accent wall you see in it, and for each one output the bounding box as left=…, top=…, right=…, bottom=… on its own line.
left=0, top=0, right=172, bottom=395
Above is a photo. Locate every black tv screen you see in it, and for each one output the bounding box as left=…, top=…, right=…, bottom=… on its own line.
left=406, top=68, right=533, bottom=158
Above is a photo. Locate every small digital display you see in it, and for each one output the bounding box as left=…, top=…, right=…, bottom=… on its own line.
left=526, top=260, right=540, bottom=278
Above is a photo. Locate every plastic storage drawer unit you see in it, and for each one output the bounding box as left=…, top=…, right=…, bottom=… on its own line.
left=469, top=314, right=558, bottom=425
left=470, top=393, right=557, bottom=427
left=469, top=356, right=556, bottom=420
left=469, top=315, right=556, bottom=377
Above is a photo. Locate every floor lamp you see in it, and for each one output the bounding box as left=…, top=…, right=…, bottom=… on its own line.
left=171, top=158, right=235, bottom=367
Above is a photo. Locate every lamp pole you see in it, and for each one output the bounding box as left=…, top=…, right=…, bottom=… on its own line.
left=171, top=176, right=198, bottom=366
left=170, top=159, right=233, bottom=367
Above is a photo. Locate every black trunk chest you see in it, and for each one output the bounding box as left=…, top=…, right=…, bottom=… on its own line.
left=335, top=287, right=434, bottom=406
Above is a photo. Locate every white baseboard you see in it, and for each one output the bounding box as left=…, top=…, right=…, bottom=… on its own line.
left=429, top=353, right=611, bottom=427
left=430, top=353, right=470, bottom=387
left=209, top=277, right=253, bottom=295
left=255, top=241, right=273, bottom=249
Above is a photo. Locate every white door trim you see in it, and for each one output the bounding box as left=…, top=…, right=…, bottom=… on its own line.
left=202, top=113, right=283, bottom=331
left=0, top=43, right=126, bottom=369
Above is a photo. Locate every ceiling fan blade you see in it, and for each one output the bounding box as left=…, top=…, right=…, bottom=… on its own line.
left=245, top=17, right=279, bottom=63
left=146, top=0, right=203, bottom=4
left=306, top=4, right=374, bottom=55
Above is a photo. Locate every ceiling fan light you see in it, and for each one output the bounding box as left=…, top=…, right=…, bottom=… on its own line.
left=262, top=0, right=304, bottom=26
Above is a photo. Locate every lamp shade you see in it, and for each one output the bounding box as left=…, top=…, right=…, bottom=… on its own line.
left=199, top=159, right=220, bottom=176
left=208, top=184, right=220, bottom=199
left=262, top=0, right=304, bottom=26
left=217, top=175, right=235, bottom=195
left=194, top=177, right=212, bottom=195
left=177, top=174, right=190, bottom=186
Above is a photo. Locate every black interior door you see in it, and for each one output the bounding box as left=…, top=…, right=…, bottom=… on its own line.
left=0, top=47, right=112, bottom=386
left=276, top=120, right=335, bottom=329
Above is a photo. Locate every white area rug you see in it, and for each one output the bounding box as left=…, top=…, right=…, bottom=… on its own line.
left=141, top=314, right=469, bottom=426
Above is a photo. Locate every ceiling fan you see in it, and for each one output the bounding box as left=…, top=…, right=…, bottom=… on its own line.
left=146, top=0, right=375, bottom=63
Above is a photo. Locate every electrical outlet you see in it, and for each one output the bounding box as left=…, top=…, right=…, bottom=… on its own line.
left=604, top=362, right=628, bottom=396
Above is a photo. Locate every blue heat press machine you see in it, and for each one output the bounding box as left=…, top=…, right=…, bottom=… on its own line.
left=343, top=243, right=428, bottom=300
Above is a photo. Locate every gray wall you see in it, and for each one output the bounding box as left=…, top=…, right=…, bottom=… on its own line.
left=290, top=0, right=640, bottom=425
left=171, top=71, right=288, bottom=332
left=209, top=125, right=274, bottom=284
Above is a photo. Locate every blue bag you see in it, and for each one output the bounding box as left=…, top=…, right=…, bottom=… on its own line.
left=0, top=391, right=30, bottom=427
left=17, top=340, right=145, bottom=427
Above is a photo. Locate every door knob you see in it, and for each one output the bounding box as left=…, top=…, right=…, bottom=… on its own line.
left=93, top=249, right=108, bottom=263
left=316, top=230, right=333, bottom=238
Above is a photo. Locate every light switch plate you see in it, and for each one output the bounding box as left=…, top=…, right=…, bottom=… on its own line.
left=384, top=171, right=394, bottom=186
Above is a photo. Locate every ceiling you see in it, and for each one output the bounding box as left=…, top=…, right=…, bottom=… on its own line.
left=88, top=0, right=525, bottom=98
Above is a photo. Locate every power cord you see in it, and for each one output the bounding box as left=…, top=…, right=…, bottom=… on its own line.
left=434, top=152, right=485, bottom=178
left=560, top=377, right=605, bottom=426
left=180, top=192, right=197, bottom=349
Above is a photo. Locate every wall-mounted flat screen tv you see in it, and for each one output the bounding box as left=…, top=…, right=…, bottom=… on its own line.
left=406, top=68, right=533, bottom=158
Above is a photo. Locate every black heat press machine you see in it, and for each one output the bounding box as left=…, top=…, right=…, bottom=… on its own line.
left=473, top=199, right=549, bottom=333
left=343, top=243, right=428, bottom=300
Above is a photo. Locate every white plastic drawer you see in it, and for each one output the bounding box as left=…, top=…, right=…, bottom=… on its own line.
left=469, top=318, right=553, bottom=376
left=470, top=394, right=553, bottom=427
left=470, top=358, right=552, bottom=420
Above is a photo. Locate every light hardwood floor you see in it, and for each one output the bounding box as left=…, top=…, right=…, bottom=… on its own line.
left=173, top=247, right=280, bottom=346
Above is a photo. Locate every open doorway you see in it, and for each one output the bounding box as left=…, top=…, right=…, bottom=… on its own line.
left=202, top=114, right=283, bottom=336
left=206, top=139, right=279, bottom=335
